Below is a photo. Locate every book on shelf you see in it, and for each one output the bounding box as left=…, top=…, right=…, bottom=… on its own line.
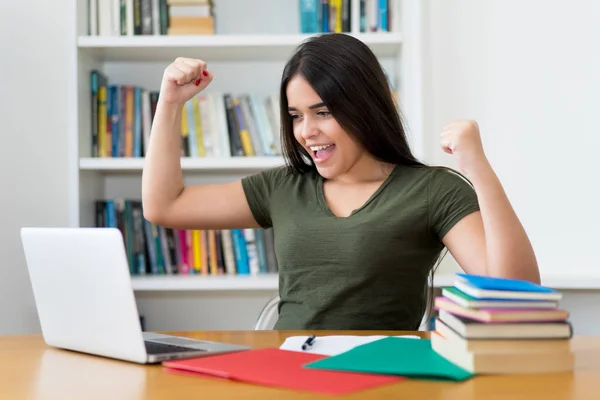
left=299, top=0, right=394, bottom=34
left=95, top=198, right=278, bottom=277
left=167, top=0, right=215, bottom=36
left=90, top=70, right=282, bottom=159
left=431, top=273, right=574, bottom=375
left=89, top=0, right=215, bottom=37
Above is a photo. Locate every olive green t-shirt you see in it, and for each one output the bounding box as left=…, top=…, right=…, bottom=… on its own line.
left=241, top=164, right=480, bottom=330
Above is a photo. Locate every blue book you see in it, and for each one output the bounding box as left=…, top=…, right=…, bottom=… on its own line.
left=109, top=85, right=120, bottom=157
left=254, top=228, right=268, bottom=274
left=299, top=0, right=319, bottom=33
left=105, top=200, right=116, bottom=228
left=379, top=0, right=388, bottom=32
left=454, top=273, right=562, bottom=301
left=321, top=0, right=329, bottom=32
left=456, top=273, right=556, bottom=292
left=231, top=229, right=249, bottom=275
left=133, top=87, right=142, bottom=157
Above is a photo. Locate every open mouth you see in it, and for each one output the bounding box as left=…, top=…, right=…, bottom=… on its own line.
left=309, top=144, right=336, bottom=164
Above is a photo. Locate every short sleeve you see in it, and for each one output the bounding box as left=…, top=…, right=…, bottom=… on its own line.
left=241, top=166, right=288, bottom=229
left=428, top=167, right=480, bottom=240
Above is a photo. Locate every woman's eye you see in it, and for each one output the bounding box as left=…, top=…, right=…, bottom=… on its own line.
left=289, top=114, right=299, bottom=120
left=317, top=110, right=330, bottom=117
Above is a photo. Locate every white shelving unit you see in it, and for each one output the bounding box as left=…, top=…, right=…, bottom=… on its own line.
left=71, top=0, right=425, bottom=293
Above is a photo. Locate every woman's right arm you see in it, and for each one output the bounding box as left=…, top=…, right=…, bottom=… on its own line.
left=141, top=57, right=260, bottom=230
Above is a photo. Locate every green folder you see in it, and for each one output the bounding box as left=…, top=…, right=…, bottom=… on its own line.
left=304, top=337, right=474, bottom=381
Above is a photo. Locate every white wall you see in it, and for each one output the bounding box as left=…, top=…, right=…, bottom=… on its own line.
left=0, top=0, right=73, bottom=334
left=425, top=0, right=600, bottom=334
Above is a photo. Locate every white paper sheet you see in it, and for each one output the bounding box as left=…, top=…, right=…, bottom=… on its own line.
left=279, top=334, right=420, bottom=356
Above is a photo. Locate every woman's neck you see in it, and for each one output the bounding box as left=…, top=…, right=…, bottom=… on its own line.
left=332, top=153, right=395, bottom=185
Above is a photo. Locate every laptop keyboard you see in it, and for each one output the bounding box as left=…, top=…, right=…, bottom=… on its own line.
left=144, top=341, right=206, bottom=355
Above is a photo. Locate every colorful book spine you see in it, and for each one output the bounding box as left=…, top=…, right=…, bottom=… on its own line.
left=299, top=0, right=319, bottom=33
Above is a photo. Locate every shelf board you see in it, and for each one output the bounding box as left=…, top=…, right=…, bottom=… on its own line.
left=79, top=156, right=285, bottom=172
left=129, top=272, right=600, bottom=292
left=77, top=33, right=403, bottom=62
left=131, top=273, right=279, bottom=291
left=129, top=273, right=453, bottom=292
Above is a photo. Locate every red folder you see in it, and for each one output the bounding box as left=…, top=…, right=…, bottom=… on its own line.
left=163, top=347, right=403, bottom=395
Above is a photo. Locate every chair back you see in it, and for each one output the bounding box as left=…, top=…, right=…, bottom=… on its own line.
left=253, top=295, right=280, bottom=330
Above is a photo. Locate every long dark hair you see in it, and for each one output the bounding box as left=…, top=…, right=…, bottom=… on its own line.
left=279, top=33, right=426, bottom=174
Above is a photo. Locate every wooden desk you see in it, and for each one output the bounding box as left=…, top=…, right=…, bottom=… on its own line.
left=1, top=330, right=599, bottom=399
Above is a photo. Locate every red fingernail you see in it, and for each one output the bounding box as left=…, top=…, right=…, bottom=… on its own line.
left=202, top=70, right=208, bottom=76
left=194, top=79, right=201, bottom=86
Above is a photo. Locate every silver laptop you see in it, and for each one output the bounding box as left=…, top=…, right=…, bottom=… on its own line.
left=20, top=227, right=250, bottom=364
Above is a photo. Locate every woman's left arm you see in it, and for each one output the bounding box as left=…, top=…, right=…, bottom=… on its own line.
left=439, top=120, right=541, bottom=283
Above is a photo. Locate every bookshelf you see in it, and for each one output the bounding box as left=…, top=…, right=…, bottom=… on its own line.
left=72, top=0, right=425, bottom=292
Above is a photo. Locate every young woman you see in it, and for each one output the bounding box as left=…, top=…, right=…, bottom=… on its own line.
left=142, top=33, right=540, bottom=330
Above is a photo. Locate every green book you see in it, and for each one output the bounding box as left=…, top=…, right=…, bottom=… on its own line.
left=304, top=337, right=473, bottom=381
left=442, top=286, right=559, bottom=309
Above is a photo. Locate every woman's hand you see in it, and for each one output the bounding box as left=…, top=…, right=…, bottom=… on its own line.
left=159, top=57, right=213, bottom=106
left=440, top=119, right=490, bottom=177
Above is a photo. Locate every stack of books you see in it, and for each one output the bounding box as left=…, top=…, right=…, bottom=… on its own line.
left=168, top=0, right=215, bottom=35
left=431, top=273, right=574, bottom=374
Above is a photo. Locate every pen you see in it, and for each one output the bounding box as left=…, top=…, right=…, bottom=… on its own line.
left=302, top=335, right=316, bottom=350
